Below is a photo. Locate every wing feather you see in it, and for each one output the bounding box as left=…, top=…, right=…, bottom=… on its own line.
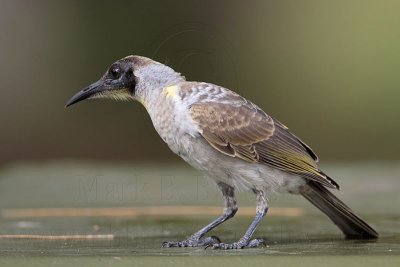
left=189, top=88, right=339, bottom=189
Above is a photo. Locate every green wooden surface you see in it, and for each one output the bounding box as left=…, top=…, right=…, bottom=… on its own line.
left=0, top=161, right=399, bottom=265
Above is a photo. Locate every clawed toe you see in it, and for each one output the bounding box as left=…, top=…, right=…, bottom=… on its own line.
left=162, top=236, right=221, bottom=248
left=200, top=236, right=221, bottom=246
left=247, top=238, right=266, bottom=248
left=210, top=238, right=266, bottom=250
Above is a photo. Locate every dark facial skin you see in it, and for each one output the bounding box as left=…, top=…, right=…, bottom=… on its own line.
left=65, top=61, right=136, bottom=107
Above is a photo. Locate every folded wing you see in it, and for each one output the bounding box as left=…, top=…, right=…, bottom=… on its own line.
left=190, top=92, right=339, bottom=189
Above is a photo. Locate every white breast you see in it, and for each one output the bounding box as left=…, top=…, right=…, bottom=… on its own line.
left=141, top=84, right=306, bottom=194
left=142, top=85, right=199, bottom=156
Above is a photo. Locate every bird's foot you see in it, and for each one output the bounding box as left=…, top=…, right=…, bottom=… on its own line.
left=209, top=238, right=265, bottom=250
left=162, top=236, right=220, bottom=248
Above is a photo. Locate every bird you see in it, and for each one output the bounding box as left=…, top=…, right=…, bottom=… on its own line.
left=66, top=55, right=378, bottom=249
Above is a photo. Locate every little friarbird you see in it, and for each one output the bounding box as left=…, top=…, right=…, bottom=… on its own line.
left=66, top=55, right=378, bottom=249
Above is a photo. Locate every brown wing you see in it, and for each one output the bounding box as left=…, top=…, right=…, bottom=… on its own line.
left=190, top=99, right=339, bottom=189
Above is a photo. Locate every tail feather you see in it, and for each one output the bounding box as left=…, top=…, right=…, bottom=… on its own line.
left=300, top=181, right=378, bottom=239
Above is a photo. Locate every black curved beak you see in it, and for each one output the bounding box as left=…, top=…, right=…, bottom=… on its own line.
left=65, top=80, right=104, bottom=108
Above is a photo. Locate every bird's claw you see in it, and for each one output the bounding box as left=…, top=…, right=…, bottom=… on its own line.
left=208, top=238, right=265, bottom=250
left=162, top=236, right=221, bottom=248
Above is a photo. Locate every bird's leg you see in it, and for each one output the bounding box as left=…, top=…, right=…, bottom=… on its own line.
left=162, top=182, right=237, bottom=247
left=211, top=190, right=268, bottom=249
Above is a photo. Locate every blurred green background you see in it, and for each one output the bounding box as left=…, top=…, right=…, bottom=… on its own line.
left=0, top=1, right=400, bottom=263
left=1, top=0, right=400, bottom=164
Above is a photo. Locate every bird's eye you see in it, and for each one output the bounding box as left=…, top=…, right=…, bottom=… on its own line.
left=109, top=66, right=121, bottom=79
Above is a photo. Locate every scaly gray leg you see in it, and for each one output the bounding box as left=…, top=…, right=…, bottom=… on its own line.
left=162, top=182, right=237, bottom=247
left=211, top=190, right=268, bottom=249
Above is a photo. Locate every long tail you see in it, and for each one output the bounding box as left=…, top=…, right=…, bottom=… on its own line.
left=300, top=181, right=378, bottom=239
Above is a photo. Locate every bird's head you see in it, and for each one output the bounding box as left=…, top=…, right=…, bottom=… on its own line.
left=65, top=55, right=184, bottom=107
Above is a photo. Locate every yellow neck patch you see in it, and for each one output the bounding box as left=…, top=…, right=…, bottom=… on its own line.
left=139, top=84, right=179, bottom=110
left=163, top=85, right=179, bottom=98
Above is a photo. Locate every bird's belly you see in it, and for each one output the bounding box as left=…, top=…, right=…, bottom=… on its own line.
left=168, top=134, right=306, bottom=194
